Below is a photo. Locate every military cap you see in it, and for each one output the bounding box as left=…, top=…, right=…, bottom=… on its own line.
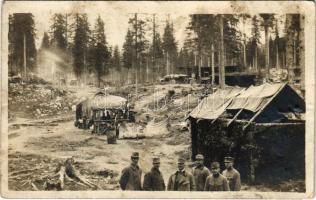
left=195, top=154, right=204, bottom=160
left=178, top=157, right=185, bottom=163
left=153, top=157, right=160, bottom=164
left=131, top=152, right=139, bottom=158
left=224, top=156, right=234, bottom=163
left=211, top=162, right=220, bottom=169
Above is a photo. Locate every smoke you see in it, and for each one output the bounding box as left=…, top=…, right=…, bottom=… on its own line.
left=37, top=49, right=71, bottom=82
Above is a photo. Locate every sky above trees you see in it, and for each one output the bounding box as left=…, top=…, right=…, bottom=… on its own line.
left=30, top=8, right=285, bottom=51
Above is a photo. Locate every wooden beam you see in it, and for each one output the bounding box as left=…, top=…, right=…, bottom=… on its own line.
left=243, top=83, right=287, bottom=130
left=227, top=109, right=243, bottom=127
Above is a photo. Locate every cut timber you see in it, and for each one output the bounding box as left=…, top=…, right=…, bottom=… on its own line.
left=9, top=167, right=41, bottom=176
left=31, top=182, right=39, bottom=191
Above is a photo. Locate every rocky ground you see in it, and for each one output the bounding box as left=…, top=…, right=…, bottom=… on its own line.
left=8, top=79, right=200, bottom=191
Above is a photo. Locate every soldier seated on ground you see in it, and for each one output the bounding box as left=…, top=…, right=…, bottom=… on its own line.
left=45, top=157, right=97, bottom=190
left=64, top=157, right=98, bottom=189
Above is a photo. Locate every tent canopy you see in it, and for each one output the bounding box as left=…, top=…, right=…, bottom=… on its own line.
left=226, top=83, right=284, bottom=112
left=189, top=83, right=305, bottom=123
left=78, top=91, right=127, bottom=111
left=189, top=87, right=244, bottom=120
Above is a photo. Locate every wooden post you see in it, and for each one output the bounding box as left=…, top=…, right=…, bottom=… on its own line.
left=227, top=109, right=243, bottom=127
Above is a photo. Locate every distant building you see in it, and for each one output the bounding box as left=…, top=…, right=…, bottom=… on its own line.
left=178, top=65, right=257, bottom=87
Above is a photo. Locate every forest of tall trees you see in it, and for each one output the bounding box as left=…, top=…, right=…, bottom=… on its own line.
left=8, top=13, right=37, bottom=77
left=8, top=13, right=305, bottom=88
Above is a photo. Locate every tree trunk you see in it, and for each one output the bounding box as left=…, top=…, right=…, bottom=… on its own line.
left=264, top=25, right=269, bottom=80
left=219, top=15, right=225, bottom=89
left=23, top=33, right=27, bottom=80
left=255, top=46, right=258, bottom=72
left=211, top=44, right=215, bottom=85
left=299, top=14, right=305, bottom=92
left=276, top=45, right=279, bottom=69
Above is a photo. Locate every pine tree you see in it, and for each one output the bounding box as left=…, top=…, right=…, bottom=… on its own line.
left=150, top=31, right=163, bottom=79
left=112, top=45, right=121, bottom=69
left=163, top=21, right=177, bottom=74
left=260, top=14, right=276, bottom=78
left=8, top=13, right=37, bottom=76
left=72, top=14, right=91, bottom=83
left=122, top=29, right=134, bottom=83
left=122, top=29, right=134, bottom=70
left=240, top=14, right=251, bottom=69
left=41, top=32, right=50, bottom=50
left=186, top=14, right=220, bottom=79
left=50, top=14, right=68, bottom=50
left=128, top=16, right=149, bottom=83
left=91, top=15, right=110, bottom=87
left=222, top=14, right=241, bottom=66
left=250, top=15, right=261, bottom=71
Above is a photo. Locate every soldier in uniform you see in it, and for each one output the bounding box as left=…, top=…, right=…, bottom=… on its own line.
left=192, top=154, right=210, bottom=191
left=167, top=157, right=196, bottom=191
left=143, top=157, right=166, bottom=191
left=222, top=156, right=241, bottom=191
left=204, top=162, right=229, bottom=191
left=119, top=152, right=142, bottom=190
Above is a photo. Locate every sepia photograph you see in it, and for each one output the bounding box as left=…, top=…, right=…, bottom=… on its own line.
left=1, top=1, right=315, bottom=199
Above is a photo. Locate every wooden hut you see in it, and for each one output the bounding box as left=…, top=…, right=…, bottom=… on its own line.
left=188, top=83, right=305, bottom=184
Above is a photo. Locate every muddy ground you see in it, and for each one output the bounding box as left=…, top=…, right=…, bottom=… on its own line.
left=8, top=82, right=304, bottom=192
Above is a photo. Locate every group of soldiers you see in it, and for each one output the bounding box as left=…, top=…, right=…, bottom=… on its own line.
left=119, top=152, right=241, bottom=191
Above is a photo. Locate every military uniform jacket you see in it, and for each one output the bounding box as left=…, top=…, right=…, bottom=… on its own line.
left=119, top=164, right=142, bottom=190
left=143, top=168, right=166, bottom=191
left=167, top=170, right=196, bottom=191
left=222, top=168, right=241, bottom=191
left=204, top=174, right=230, bottom=191
left=192, top=165, right=211, bottom=191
